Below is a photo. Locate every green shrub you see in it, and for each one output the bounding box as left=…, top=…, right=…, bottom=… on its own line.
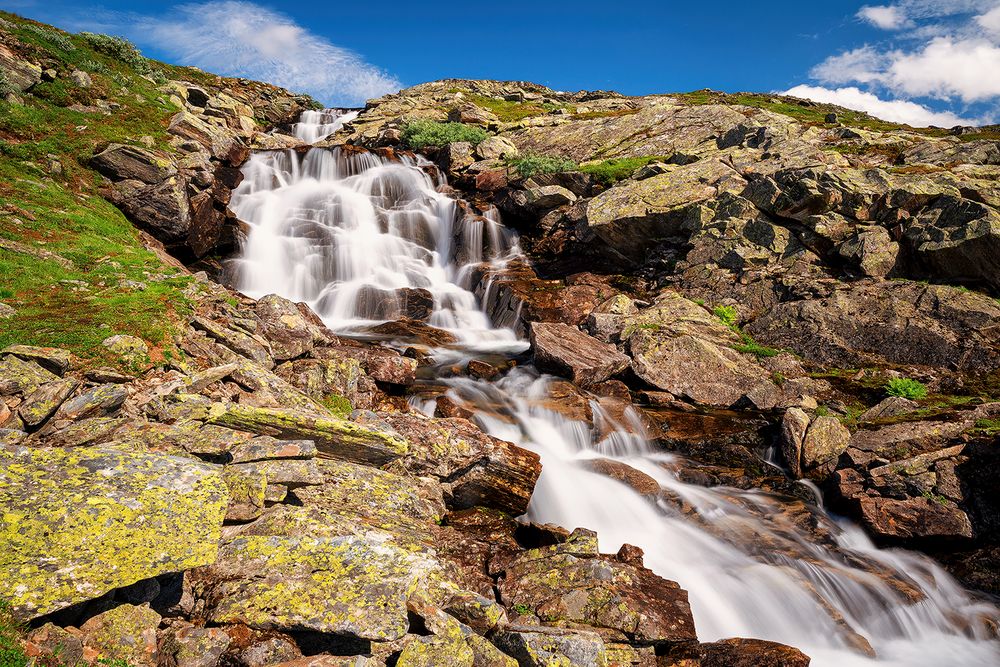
left=400, top=119, right=488, bottom=149
left=321, top=394, right=353, bottom=419
left=885, top=377, right=928, bottom=400
left=579, top=155, right=670, bottom=186
left=0, top=72, right=14, bottom=99
left=23, top=23, right=75, bottom=52
left=732, top=337, right=780, bottom=359
left=79, top=32, right=159, bottom=78
left=712, top=305, right=738, bottom=327
left=504, top=153, right=578, bottom=178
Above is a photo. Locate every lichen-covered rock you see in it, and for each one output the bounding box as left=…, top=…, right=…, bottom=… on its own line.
left=255, top=294, right=319, bottom=361
left=2, top=344, right=71, bottom=374
left=205, top=402, right=408, bottom=464
left=0, top=354, right=58, bottom=396
left=0, top=446, right=228, bottom=619
left=91, top=143, right=178, bottom=185
left=230, top=458, right=324, bottom=488
left=779, top=407, right=811, bottom=478
left=101, top=334, right=150, bottom=367
left=697, top=638, right=811, bottom=667
left=492, top=625, right=608, bottom=667
left=801, top=415, right=851, bottom=470
left=78, top=603, right=161, bottom=667
left=159, top=623, right=231, bottom=667
left=222, top=466, right=267, bottom=521
left=53, top=382, right=128, bottom=421
left=17, top=377, right=78, bottom=429
left=191, top=535, right=454, bottom=640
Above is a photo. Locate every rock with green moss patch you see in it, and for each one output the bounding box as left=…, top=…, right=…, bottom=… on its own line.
left=0, top=446, right=228, bottom=620
left=223, top=466, right=267, bottom=521
left=101, top=334, right=150, bottom=368
left=191, top=534, right=453, bottom=640
left=206, top=402, right=408, bottom=465
left=79, top=603, right=161, bottom=667
left=91, top=143, right=177, bottom=185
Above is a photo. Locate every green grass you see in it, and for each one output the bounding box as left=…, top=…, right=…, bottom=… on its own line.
left=511, top=603, right=533, bottom=616
left=885, top=377, right=928, bottom=400
left=972, top=418, right=1000, bottom=436
left=732, top=335, right=780, bottom=359
left=400, top=119, right=489, bottom=149
left=504, top=153, right=578, bottom=178
left=712, top=305, right=739, bottom=327
left=579, top=155, right=671, bottom=186
left=0, top=12, right=207, bottom=365
left=460, top=92, right=571, bottom=122
left=0, top=601, right=28, bottom=667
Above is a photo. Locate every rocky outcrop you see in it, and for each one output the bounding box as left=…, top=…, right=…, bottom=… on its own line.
left=530, top=322, right=630, bottom=386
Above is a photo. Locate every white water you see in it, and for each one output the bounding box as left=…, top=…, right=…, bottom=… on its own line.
left=233, top=112, right=1000, bottom=666
left=293, top=109, right=359, bottom=144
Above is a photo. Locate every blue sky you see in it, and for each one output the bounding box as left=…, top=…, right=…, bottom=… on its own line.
left=4, top=0, right=1000, bottom=126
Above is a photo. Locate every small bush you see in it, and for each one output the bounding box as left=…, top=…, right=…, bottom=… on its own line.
left=712, top=305, right=738, bottom=327
left=400, top=119, right=488, bottom=149
left=504, top=153, right=578, bottom=178
left=0, top=72, right=14, bottom=99
left=79, top=32, right=158, bottom=78
left=23, top=23, right=75, bottom=52
left=885, top=377, right=928, bottom=400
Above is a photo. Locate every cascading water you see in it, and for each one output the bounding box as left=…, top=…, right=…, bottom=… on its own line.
left=231, top=111, right=1000, bottom=666
left=292, top=108, right=360, bottom=144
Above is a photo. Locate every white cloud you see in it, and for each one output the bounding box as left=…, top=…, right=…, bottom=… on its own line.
left=977, top=5, right=1000, bottom=34
left=887, top=37, right=1000, bottom=101
left=858, top=5, right=910, bottom=29
left=783, top=84, right=976, bottom=127
left=131, top=2, right=400, bottom=105
left=810, top=46, right=886, bottom=84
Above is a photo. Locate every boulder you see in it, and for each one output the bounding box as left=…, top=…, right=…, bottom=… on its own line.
left=110, top=177, right=191, bottom=246
left=0, top=446, right=228, bottom=619
left=858, top=497, right=973, bottom=541
left=53, top=383, right=128, bottom=421
left=91, top=144, right=177, bottom=184
left=159, top=623, right=231, bottom=667
left=18, top=378, right=78, bottom=429
left=906, top=197, right=1000, bottom=289
left=168, top=111, right=241, bottom=161
left=2, top=344, right=71, bottom=374
left=475, top=136, right=518, bottom=160
left=587, top=294, right=639, bottom=343
left=801, top=416, right=850, bottom=470
left=191, top=535, right=451, bottom=640
left=78, top=603, right=161, bottom=667
left=837, top=226, right=899, bottom=278
left=779, top=407, right=811, bottom=477
left=0, top=354, right=58, bottom=395
left=698, top=638, right=811, bottom=667
left=492, top=626, right=607, bottom=667
left=530, top=322, right=630, bottom=386
left=255, top=294, right=319, bottom=361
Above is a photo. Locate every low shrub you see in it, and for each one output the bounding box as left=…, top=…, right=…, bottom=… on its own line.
left=504, top=153, right=578, bottom=178
left=885, top=377, right=928, bottom=400
left=79, top=32, right=160, bottom=79
left=400, top=119, right=488, bottom=149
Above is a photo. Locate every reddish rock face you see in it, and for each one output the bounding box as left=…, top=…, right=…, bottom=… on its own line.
left=529, top=322, right=630, bottom=387
left=697, top=638, right=811, bottom=667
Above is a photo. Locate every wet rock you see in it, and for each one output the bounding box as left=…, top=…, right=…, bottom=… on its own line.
left=698, top=638, right=811, bottom=667
left=369, top=319, right=457, bottom=347
left=582, top=458, right=661, bottom=496
left=858, top=496, right=973, bottom=541
left=78, top=603, right=161, bottom=667
left=492, top=626, right=607, bottom=667
left=587, top=294, right=639, bottom=343
left=530, top=322, right=630, bottom=386
left=0, top=446, right=228, bottom=619
left=2, top=344, right=71, bottom=374
left=205, top=402, right=408, bottom=465
left=191, top=535, right=452, bottom=640
left=380, top=413, right=541, bottom=514
left=159, top=623, right=231, bottom=667
left=91, top=143, right=177, bottom=184
left=779, top=407, right=810, bottom=477
left=801, top=415, right=850, bottom=470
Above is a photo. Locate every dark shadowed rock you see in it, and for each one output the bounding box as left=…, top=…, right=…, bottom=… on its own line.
left=91, top=143, right=177, bottom=184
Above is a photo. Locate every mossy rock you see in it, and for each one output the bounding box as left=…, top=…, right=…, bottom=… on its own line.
left=0, top=445, right=228, bottom=619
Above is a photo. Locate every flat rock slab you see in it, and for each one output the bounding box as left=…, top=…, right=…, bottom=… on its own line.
left=530, top=322, right=630, bottom=386
left=0, top=446, right=228, bottom=620
left=191, top=535, right=449, bottom=641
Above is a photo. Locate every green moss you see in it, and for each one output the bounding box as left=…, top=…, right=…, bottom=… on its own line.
left=320, top=394, right=353, bottom=419
left=579, top=155, right=670, bottom=186
left=512, top=603, right=533, bottom=616
left=401, top=120, right=488, bottom=148
left=462, top=92, right=571, bottom=122
left=972, top=418, right=1000, bottom=436
left=504, top=153, right=578, bottom=178
left=885, top=377, right=928, bottom=400
left=731, top=336, right=780, bottom=359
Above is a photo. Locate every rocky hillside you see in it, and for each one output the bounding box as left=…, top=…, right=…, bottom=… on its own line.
left=339, top=80, right=1000, bottom=587
left=3, top=11, right=1000, bottom=667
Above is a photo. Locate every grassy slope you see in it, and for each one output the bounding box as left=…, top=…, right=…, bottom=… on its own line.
left=0, top=13, right=230, bottom=366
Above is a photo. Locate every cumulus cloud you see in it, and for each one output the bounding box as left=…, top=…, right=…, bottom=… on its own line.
left=887, top=37, right=1000, bottom=101
left=121, top=2, right=400, bottom=105
left=810, top=46, right=886, bottom=84
left=977, top=5, right=1000, bottom=34
left=858, top=5, right=910, bottom=29
left=783, top=84, right=976, bottom=127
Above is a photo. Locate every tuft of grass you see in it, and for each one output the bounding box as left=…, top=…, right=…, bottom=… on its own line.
left=0, top=600, right=28, bottom=667
left=320, top=394, right=353, bottom=419
left=885, top=377, right=928, bottom=400
left=972, top=418, right=1000, bottom=436
left=511, top=603, right=533, bottom=616
left=579, top=155, right=671, bottom=186
left=400, top=119, right=488, bottom=149
left=712, top=305, right=739, bottom=327
left=732, top=337, right=780, bottom=359
left=504, top=153, right=578, bottom=178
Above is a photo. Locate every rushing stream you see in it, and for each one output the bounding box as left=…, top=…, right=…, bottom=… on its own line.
left=230, top=111, right=1000, bottom=666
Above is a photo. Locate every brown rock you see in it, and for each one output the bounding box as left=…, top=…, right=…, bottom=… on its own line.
left=698, top=638, right=811, bottom=667
left=530, top=322, right=629, bottom=386
left=858, top=496, right=973, bottom=540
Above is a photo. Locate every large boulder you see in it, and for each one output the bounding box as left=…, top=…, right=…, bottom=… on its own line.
left=0, top=446, right=228, bottom=619
left=906, top=197, right=1000, bottom=289
left=530, top=322, right=630, bottom=386
left=109, top=177, right=191, bottom=246
left=91, top=144, right=177, bottom=184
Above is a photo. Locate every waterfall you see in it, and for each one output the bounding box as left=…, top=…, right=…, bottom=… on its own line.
left=231, top=111, right=1000, bottom=667
left=292, top=108, right=360, bottom=144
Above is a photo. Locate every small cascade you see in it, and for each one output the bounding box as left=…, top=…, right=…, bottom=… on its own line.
left=231, top=110, right=1000, bottom=667
left=228, top=144, right=522, bottom=351
left=292, top=108, right=359, bottom=144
